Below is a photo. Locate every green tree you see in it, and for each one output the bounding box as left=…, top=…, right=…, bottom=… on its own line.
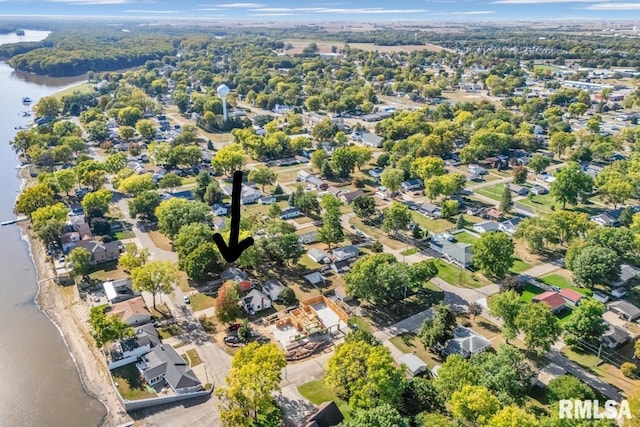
left=398, top=377, right=444, bottom=418
left=570, top=245, right=620, bottom=287
left=473, top=344, right=534, bottom=405
left=131, top=260, right=177, bottom=309
left=596, top=170, right=634, bottom=208
left=34, top=96, right=62, bottom=118
left=68, top=247, right=92, bottom=280
left=352, top=195, right=376, bottom=222
left=500, top=186, right=513, bottom=214
left=88, top=306, right=133, bottom=348
left=317, top=194, right=344, bottom=248
left=528, top=154, right=551, bottom=174
left=155, top=198, right=211, bottom=239
left=248, top=168, right=276, bottom=192
left=180, top=242, right=220, bottom=282
left=489, top=406, right=540, bottom=427
left=117, top=106, right=143, bottom=126
left=330, top=146, right=358, bottom=178
left=450, top=385, right=500, bottom=426
left=513, top=165, right=528, bottom=185
left=488, top=290, right=522, bottom=342
left=15, top=183, right=55, bottom=217
left=54, top=169, right=77, bottom=196
left=440, top=199, right=458, bottom=219
left=215, top=281, right=242, bottom=325
left=433, top=355, right=480, bottom=399
left=304, top=95, right=322, bottom=112
left=549, top=132, right=576, bottom=158
left=173, top=223, right=214, bottom=261
left=516, top=302, right=561, bottom=355
left=325, top=339, right=406, bottom=409
left=310, top=149, right=329, bottom=171
left=382, top=202, right=412, bottom=235
left=550, top=162, right=593, bottom=209
left=381, top=167, right=404, bottom=193
left=586, top=227, right=638, bottom=261
left=118, top=245, right=150, bottom=272
left=104, top=153, right=127, bottom=174
left=158, top=173, right=183, bottom=193
left=212, top=143, right=246, bottom=175
left=119, top=126, right=135, bottom=140
left=117, top=173, right=155, bottom=195
left=546, top=375, right=596, bottom=403
left=216, top=343, right=286, bottom=426
left=136, top=118, right=157, bottom=139
left=268, top=203, right=282, bottom=219
left=411, top=156, right=446, bottom=182
left=128, top=191, right=161, bottom=222
left=472, top=231, right=514, bottom=279
left=562, top=299, right=608, bottom=347
left=342, top=404, right=409, bottom=427
left=81, top=189, right=112, bottom=217
left=418, top=303, right=456, bottom=349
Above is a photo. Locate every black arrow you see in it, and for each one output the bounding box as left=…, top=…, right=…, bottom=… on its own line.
left=213, top=170, right=255, bottom=263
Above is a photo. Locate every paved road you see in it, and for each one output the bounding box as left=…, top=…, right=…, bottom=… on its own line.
left=520, top=258, right=564, bottom=278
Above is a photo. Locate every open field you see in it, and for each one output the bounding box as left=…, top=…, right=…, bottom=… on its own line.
left=283, top=40, right=444, bottom=54
left=53, top=82, right=95, bottom=98
left=433, top=259, right=490, bottom=289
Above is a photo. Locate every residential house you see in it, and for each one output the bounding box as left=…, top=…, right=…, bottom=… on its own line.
left=499, top=217, right=522, bottom=235
left=334, top=286, right=352, bottom=302
left=419, top=202, right=442, bottom=219
left=136, top=344, right=202, bottom=394
left=308, top=248, right=330, bottom=264
left=508, top=184, right=529, bottom=196
left=260, top=196, right=276, bottom=205
left=103, top=278, right=138, bottom=304
left=612, top=288, right=628, bottom=299
left=430, top=235, right=472, bottom=268
left=331, top=259, right=354, bottom=274
left=585, top=163, right=604, bottom=178
left=602, top=324, right=630, bottom=349
left=304, top=272, right=325, bottom=286
left=211, top=203, right=228, bottom=216
left=468, top=164, right=488, bottom=176
left=110, top=296, right=152, bottom=326
left=61, top=232, right=81, bottom=252
left=69, top=203, right=84, bottom=215
left=536, top=172, right=556, bottom=184
left=591, top=208, right=623, bottom=227
left=262, top=280, right=286, bottom=302
left=304, top=401, right=344, bottom=427
left=339, top=190, right=365, bottom=205
left=605, top=264, right=640, bottom=287
left=472, top=221, right=500, bottom=234
left=220, top=268, right=252, bottom=292
left=440, top=326, right=491, bottom=358
left=332, top=245, right=360, bottom=262
left=272, top=104, right=292, bottom=114
left=107, top=324, right=160, bottom=370
left=609, top=301, right=640, bottom=322
left=401, top=179, right=424, bottom=192
left=327, top=186, right=343, bottom=198
left=280, top=207, right=301, bottom=220
left=559, top=288, right=585, bottom=307
left=298, top=230, right=318, bottom=245
left=76, top=240, right=121, bottom=264
left=530, top=185, right=549, bottom=196
left=399, top=353, right=428, bottom=377
left=368, top=168, right=384, bottom=179
left=222, top=184, right=262, bottom=205
left=533, top=292, right=566, bottom=314
left=480, top=208, right=503, bottom=221
left=360, top=132, right=384, bottom=148
left=242, top=289, right=272, bottom=314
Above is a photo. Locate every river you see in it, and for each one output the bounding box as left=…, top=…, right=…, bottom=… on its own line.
left=0, top=31, right=107, bottom=427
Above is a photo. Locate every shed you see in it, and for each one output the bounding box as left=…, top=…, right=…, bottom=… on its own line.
left=399, top=353, right=428, bottom=376
left=308, top=248, right=330, bottom=264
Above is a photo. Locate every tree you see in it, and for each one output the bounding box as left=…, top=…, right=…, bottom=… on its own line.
left=194, top=171, right=211, bottom=202
left=398, top=377, right=444, bottom=418
left=500, top=186, right=513, bottom=214
left=180, top=242, right=220, bottom=282
left=342, top=404, right=409, bottom=427
left=528, top=154, right=551, bottom=174
left=547, top=210, right=593, bottom=246
left=382, top=202, right=412, bottom=235
left=118, top=245, right=149, bottom=272
left=54, top=168, right=77, bottom=196
left=352, top=195, right=376, bottom=222
left=415, top=413, right=454, bottom=427
left=117, top=106, right=143, bottom=126
left=68, top=247, right=91, bottom=280
left=117, top=173, right=155, bottom=195
left=549, top=132, right=576, bottom=158
left=136, top=118, right=157, bottom=139
left=155, top=198, right=211, bottom=239
left=248, top=168, right=276, bottom=192
left=488, top=290, right=522, bottom=341
left=418, top=303, right=456, bottom=349
left=212, top=143, right=246, bottom=175
left=33, top=218, right=65, bottom=248
left=131, top=261, right=177, bottom=309
left=88, top=306, right=133, bottom=348
left=621, top=363, right=637, bottom=378
left=158, top=173, right=183, bottom=193
left=119, top=126, right=135, bottom=140
left=310, top=149, right=328, bottom=171
left=381, top=168, right=404, bottom=193
left=128, top=191, right=161, bottom=222
left=550, top=162, right=593, bottom=209
left=305, top=95, right=322, bottom=112
left=104, top=152, right=127, bottom=174
left=450, top=385, right=500, bottom=427
left=473, top=344, right=534, bottom=405
left=35, top=95, right=62, bottom=118
left=411, top=156, right=446, bottom=182
left=258, top=222, right=306, bottom=266
left=440, top=199, right=458, bottom=219
left=570, top=245, right=620, bottom=287
left=433, top=355, right=480, bottom=399
left=546, top=375, right=595, bottom=403
left=473, top=231, right=514, bottom=279
left=513, top=165, right=528, bottom=185
left=585, top=227, right=638, bottom=261
left=489, top=406, right=540, bottom=427
left=468, top=302, right=483, bottom=320
left=215, top=281, right=242, bottom=325
left=325, top=339, right=406, bottom=409
left=81, top=189, right=112, bottom=217
left=568, top=102, right=589, bottom=117
left=216, top=343, right=286, bottom=426
left=330, top=146, right=357, bottom=178
left=15, top=183, right=55, bottom=217
left=562, top=299, right=608, bottom=347
left=268, top=203, right=282, bottom=219
left=318, top=194, right=343, bottom=248
left=516, top=302, right=561, bottom=355
left=295, top=192, right=320, bottom=216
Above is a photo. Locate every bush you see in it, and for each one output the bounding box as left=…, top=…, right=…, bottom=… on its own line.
left=371, top=240, right=384, bottom=253
left=352, top=176, right=365, bottom=188
left=280, top=287, right=296, bottom=306
left=621, top=362, right=638, bottom=378
left=199, top=315, right=216, bottom=333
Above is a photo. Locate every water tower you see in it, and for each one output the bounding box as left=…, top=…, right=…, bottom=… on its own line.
left=217, top=84, right=230, bottom=122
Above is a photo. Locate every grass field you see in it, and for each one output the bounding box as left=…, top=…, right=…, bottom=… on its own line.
left=189, top=293, right=216, bottom=312
left=510, top=257, right=531, bottom=274
left=53, top=82, right=95, bottom=98
left=111, top=364, right=157, bottom=401
left=453, top=231, right=478, bottom=245
left=298, top=379, right=352, bottom=420
left=520, top=282, right=544, bottom=303
left=474, top=183, right=506, bottom=201
left=540, top=273, right=592, bottom=296
left=183, top=349, right=203, bottom=367
left=434, top=259, right=489, bottom=289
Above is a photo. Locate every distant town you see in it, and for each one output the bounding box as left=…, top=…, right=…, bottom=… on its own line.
left=7, top=20, right=640, bottom=426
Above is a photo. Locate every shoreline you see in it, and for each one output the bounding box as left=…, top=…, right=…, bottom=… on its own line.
left=17, top=167, right=131, bottom=427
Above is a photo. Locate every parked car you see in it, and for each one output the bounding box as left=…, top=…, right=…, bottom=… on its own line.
left=224, top=335, right=239, bottom=344
left=183, top=296, right=190, bottom=304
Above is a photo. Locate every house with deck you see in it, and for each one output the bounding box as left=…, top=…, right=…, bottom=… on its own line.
left=136, top=344, right=202, bottom=394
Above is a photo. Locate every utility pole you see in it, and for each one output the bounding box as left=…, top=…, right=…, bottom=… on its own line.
left=595, top=342, right=602, bottom=367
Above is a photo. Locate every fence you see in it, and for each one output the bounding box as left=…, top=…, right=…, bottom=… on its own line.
left=112, top=377, right=213, bottom=412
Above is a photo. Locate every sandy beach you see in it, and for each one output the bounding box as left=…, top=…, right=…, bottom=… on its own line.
left=19, top=167, right=132, bottom=427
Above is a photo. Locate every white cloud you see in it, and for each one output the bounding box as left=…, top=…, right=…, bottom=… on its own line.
left=49, top=0, right=139, bottom=3
left=125, top=9, right=178, bottom=13
left=455, top=10, right=495, bottom=14
left=314, top=8, right=429, bottom=14
left=218, top=2, right=264, bottom=7
left=494, top=0, right=603, bottom=3
left=586, top=2, right=640, bottom=9
left=249, top=12, right=294, bottom=16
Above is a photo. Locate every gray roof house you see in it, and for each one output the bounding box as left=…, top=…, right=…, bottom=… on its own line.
left=361, top=132, right=384, bottom=148
left=419, top=202, right=442, bottom=219
left=401, top=179, right=424, bottom=191
left=499, top=217, right=522, bottom=235
left=399, top=353, right=428, bottom=377
left=472, top=221, right=500, bottom=234
left=508, top=184, right=529, bottom=196
left=430, top=235, right=472, bottom=268
left=304, top=401, right=344, bottom=427
left=602, top=324, right=630, bottom=349
left=609, top=301, right=640, bottom=322
left=280, top=207, right=301, bottom=220
left=308, top=248, right=330, bottom=264
left=605, top=264, right=640, bottom=287
left=262, top=280, right=286, bottom=302
left=332, top=245, right=360, bottom=262
left=136, top=344, right=202, bottom=394
left=298, top=230, right=319, bottom=244
left=440, top=326, right=491, bottom=358
left=591, top=208, right=623, bottom=227
left=103, top=278, right=138, bottom=304
left=222, top=184, right=262, bottom=205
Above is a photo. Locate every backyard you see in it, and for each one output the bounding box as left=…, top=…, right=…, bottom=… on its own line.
left=111, top=364, right=157, bottom=400
left=189, top=292, right=216, bottom=312
left=474, top=183, right=506, bottom=201
left=433, top=259, right=490, bottom=289
left=298, top=379, right=352, bottom=421
left=540, top=273, right=592, bottom=297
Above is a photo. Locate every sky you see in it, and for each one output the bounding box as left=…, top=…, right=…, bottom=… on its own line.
left=1, top=0, right=640, bottom=21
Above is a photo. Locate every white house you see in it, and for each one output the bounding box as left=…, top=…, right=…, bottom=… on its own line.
left=242, top=289, right=272, bottom=314
left=399, top=353, right=428, bottom=377
left=212, top=203, right=228, bottom=216
left=222, top=184, right=262, bottom=205
left=107, top=324, right=160, bottom=370
left=472, top=221, right=500, bottom=234
left=361, top=132, right=384, bottom=148
left=308, top=248, right=330, bottom=264
left=280, top=207, right=301, bottom=220
left=262, top=280, right=286, bottom=301
left=332, top=245, right=360, bottom=262
left=103, top=278, right=138, bottom=304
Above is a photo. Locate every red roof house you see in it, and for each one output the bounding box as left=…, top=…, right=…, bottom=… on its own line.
left=533, top=291, right=566, bottom=313
left=559, top=288, right=585, bottom=307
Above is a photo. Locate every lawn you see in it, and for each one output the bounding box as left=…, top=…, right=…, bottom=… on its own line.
left=434, top=259, right=489, bottom=289
left=189, top=293, right=216, bottom=311
left=150, top=303, right=172, bottom=320
left=453, top=231, right=478, bottom=245
left=54, top=82, right=95, bottom=98
left=510, top=257, right=531, bottom=274
left=111, top=364, right=157, bottom=401
left=516, top=193, right=556, bottom=214
left=348, top=316, right=372, bottom=333
left=402, top=247, right=418, bottom=256
left=389, top=333, right=442, bottom=369
left=148, top=230, right=173, bottom=251
left=88, top=261, right=129, bottom=281
left=298, top=254, right=322, bottom=270
left=158, top=324, right=183, bottom=339
left=540, top=274, right=592, bottom=296
left=298, top=379, right=352, bottom=420
left=182, top=349, right=203, bottom=367
left=520, top=282, right=544, bottom=302
left=474, top=183, right=506, bottom=201
left=114, top=230, right=135, bottom=240
left=349, top=217, right=405, bottom=250
left=411, top=213, right=479, bottom=234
